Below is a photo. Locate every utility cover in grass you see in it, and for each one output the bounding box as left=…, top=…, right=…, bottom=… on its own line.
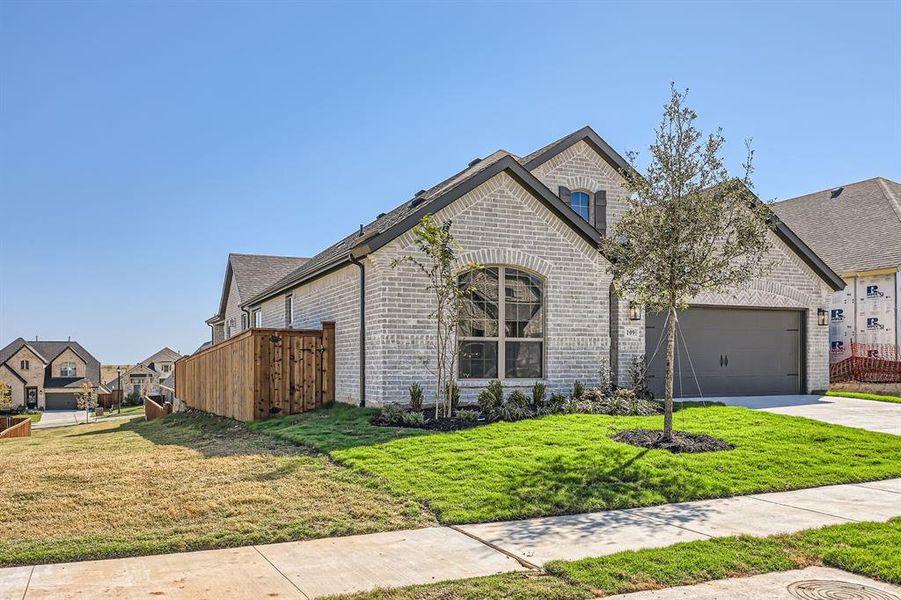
left=612, top=428, right=734, bottom=453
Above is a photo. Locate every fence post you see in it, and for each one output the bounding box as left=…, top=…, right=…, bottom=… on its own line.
left=322, top=321, right=336, bottom=403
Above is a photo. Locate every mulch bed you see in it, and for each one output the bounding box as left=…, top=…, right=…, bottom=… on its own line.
left=612, top=428, right=734, bottom=453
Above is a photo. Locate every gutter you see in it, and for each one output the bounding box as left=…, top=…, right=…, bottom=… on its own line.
left=348, top=253, right=366, bottom=407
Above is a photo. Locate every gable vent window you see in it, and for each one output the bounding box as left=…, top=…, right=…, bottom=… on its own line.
left=285, top=294, right=294, bottom=327
left=20, top=359, right=29, bottom=370
left=60, top=361, right=77, bottom=377
left=570, top=191, right=591, bottom=222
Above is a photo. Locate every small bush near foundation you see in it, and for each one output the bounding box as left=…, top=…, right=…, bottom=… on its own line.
left=456, top=409, right=480, bottom=425
left=408, top=383, right=423, bottom=412
left=572, top=380, right=585, bottom=400
left=478, top=380, right=504, bottom=415
left=493, top=390, right=532, bottom=422
left=401, top=411, right=426, bottom=428
left=532, top=382, right=547, bottom=408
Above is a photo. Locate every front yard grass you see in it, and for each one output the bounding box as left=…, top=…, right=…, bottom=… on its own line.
left=260, top=404, right=901, bottom=524
left=329, top=519, right=900, bottom=600
left=825, top=390, right=901, bottom=404
left=0, top=412, right=434, bottom=567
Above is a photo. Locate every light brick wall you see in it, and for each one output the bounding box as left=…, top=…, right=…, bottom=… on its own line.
left=257, top=264, right=366, bottom=405
left=51, top=348, right=87, bottom=379
left=0, top=365, right=25, bottom=407
left=8, top=346, right=44, bottom=392
left=368, top=171, right=612, bottom=406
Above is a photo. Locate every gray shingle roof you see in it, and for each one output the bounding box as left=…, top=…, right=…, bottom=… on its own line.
left=245, top=151, right=515, bottom=304
left=229, top=254, right=309, bottom=300
left=0, top=338, right=102, bottom=388
left=772, top=177, right=901, bottom=273
left=142, top=347, right=182, bottom=365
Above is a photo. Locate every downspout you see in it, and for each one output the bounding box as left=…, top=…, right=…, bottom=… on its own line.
left=349, top=253, right=366, bottom=407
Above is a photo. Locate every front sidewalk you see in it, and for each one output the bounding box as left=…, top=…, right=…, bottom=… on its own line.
left=3, top=478, right=899, bottom=599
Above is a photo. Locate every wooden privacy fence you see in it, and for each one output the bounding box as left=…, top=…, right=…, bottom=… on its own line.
left=97, top=390, right=123, bottom=409
left=175, top=322, right=335, bottom=422
left=0, top=417, right=31, bottom=439
left=143, top=396, right=172, bottom=421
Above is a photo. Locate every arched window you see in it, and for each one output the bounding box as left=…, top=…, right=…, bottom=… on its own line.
left=458, top=267, right=544, bottom=379
left=570, top=191, right=590, bottom=222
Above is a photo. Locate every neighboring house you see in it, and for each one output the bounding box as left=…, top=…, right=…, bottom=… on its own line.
left=217, top=126, right=842, bottom=405
left=159, top=372, right=176, bottom=402
left=105, top=347, right=182, bottom=397
left=206, top=253, right=309, bottom=343
left=773, top=177, right=901, bottom=358
left=0, top=338, right=105, bottom=410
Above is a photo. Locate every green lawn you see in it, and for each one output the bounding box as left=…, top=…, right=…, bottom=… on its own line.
left=96, top=404, right=145, bottom=418
left=826, top=390, right=901, bottom=404
left=328, top=519, right=900, bottom=600
left=257, top=404, right=901, bottom=524
left=0, top=412, right=433, bottom=567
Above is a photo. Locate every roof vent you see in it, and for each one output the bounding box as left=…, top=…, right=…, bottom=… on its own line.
left=830, top=187, right=844, bottom=199
left=410, top=197, right=427, bottom=208
left=468, top=158, right=482, bottom=167
left=377, top=212, right=386, bottom=219
left=414, top=189, right=426, bottom=196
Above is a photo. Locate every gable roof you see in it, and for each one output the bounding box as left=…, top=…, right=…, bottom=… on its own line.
left=0, top=362, right=27, bottom=384
left=772, top=177, right=901, bottom=274
left=242, top=126, right=846, bottom=305
left=214, top=253, right=309, bottom=319
left=142, top=347, right=181, bottom=365
left=243, top=150, right=606, bottom=306
left=0, top=338, right=102, bottom=388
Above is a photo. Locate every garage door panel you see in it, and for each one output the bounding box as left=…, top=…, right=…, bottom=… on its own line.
left=45, top=393, right=78, bottom=410
left=645, top=307, right=802, bottom=398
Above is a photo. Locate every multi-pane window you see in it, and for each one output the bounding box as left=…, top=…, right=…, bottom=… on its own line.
left=253, top=309, right=262, bottom=328
left=285, top=295, right=294, bottom=327
left=459, top=267, right=544, bottom=379
left=161, top=364, right=171, bottom=373
left=570, top=191, right=590, bottom=222
left=20, top=359, right=29, bottom=370
left=59, top=361, right=77, bottom=377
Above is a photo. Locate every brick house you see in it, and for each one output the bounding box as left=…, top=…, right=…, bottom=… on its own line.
left=105, top=347, right=182, bottom=398
left=209, top=126, right=844, bottom=406
left=0, top=338, right=105, bottom=410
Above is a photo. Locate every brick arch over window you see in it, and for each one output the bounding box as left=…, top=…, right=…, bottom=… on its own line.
left=455, top=249, right=552, bottom=277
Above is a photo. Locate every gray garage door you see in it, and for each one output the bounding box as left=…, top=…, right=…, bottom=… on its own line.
left=645, top=307, right=802, bottom=397
left=45, top=392, right=78, bottom=410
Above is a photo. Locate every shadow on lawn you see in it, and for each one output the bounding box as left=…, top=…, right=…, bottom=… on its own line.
left=70, top=412, right=320, bottom=459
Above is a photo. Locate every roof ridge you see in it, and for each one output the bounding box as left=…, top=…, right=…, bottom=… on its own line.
left=876, top=177, right=901, bottom=223
left=775, top=176, right=889, bottom=204
left=229, top=252, right=309, bottom=260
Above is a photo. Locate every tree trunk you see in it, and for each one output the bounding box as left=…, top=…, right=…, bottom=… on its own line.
left=663, top=306, right=677, bottom=441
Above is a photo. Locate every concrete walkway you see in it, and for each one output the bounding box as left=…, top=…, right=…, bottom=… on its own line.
left=32, top=411, right=138, bottom=430
left=3, top=478, right=898, bottom=599
left=683, top=394, right=901, bottom=435
left=604, top=566, right=901, bottom=599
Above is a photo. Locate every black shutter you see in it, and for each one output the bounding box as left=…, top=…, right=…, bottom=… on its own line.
left=594, top=190, right=607, bottom=235
left=559, top=186, right=571, bottom=208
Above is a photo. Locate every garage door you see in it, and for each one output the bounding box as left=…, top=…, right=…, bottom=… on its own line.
left=45, top=392, right=78, bottom=410
left=645, top=307, right=802, bottom=397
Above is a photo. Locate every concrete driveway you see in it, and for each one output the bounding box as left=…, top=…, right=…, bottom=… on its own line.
left=32, top=410, right=82, bottom=429
left=686, top=394, right=901, bottom=435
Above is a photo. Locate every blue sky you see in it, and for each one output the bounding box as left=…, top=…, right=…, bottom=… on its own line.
left=1, top=1, right=899, bottom=364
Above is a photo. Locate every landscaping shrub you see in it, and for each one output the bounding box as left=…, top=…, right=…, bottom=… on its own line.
left=629, top=355, right=653, bottom=400
left=613, top=388, right=658, bottom=416
left=478, top=380, right=504, bottom=415
left=456, top=409, right=480, bottom=425
left=409, top=383, right=423, bottom=412
left=532, top=382, right=547, bottom=408
left=448, top=383, right=460, bottom=415
left=373, top=404, right=406, bottom=426
left=572, top=380, right=585, bottom=400
left=401, top=411, right=426, bottom=428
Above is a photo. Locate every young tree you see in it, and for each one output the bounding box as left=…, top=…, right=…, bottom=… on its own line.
left=0, top=382, right=12, bottom=412
left=392, top=215, right=481, bottom=419
left=76, top=381, right=96, bottom=424
left=605, top=86, right=775, bottom=441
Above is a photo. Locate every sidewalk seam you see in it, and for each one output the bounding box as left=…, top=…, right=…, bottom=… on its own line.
left=252, top=546, right=310, bottom=600
left=746, top=495, right=860, bottom=522
left=850, top=482, right=901, bottom=495
left=448, top=526, right=540, bottom=570
left=21, top=566, right=34, bottom=600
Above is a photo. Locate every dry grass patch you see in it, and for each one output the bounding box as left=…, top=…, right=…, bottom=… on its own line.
left=0, top=412, right=434, bottom=566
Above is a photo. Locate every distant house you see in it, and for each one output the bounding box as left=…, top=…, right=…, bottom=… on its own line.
left=205, top=253, right=308, bottom=343
left=773, top=177, right=901, bottom=356
left=105, top=347, right=182, bottom=398
left=0, top=338, right=106, bottom=410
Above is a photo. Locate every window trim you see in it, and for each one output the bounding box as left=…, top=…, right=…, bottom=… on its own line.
left=20, top=359, right=29, bottom=370
left=570, top=190, right=591, bottom=223
left=59, top=361, right=77, bottom=377
left=458, top=265, right=546, bottom=380
left=285, top=294, right=294, bottom=327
